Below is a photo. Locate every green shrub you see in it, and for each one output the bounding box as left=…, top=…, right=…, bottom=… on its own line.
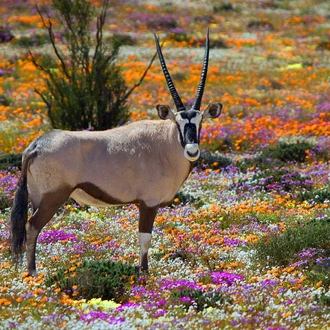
left=316, top=41, right=330, bottom=51
left=0, top=193, right=12, bottom=210
left=213, top=3, right=234, bottom=12
left=195, top=151, right=232, bottom=170
left=0, top=154, right=21, bottom=171
left=307, top=260, right=330, bottom=288
left=112, top=33, right=137, bottom=46
left=253, top=218, right=330, bottom=267
left=45, top=260, right=138, bottom=302
left=247, top=20, right=274, bottom=31
left=12, top=34, right=49, bottom=47
left=168, top=32, right=190, bottom=43
left=0, top=93, right=11, bottom=106
left=296, top=188, right=330, bottom=204
left=237, top=141, right=314, bottom=172
left=31, top=0, right=152, bottom=130
left=170, top=287, right=230, bottom=312
left=262, top=142, right=312, bottom=163
left=171, top=191, right=203, bottom=208
left=315, top=293, right=330, bottom=307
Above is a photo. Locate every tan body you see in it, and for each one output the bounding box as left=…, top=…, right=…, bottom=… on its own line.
left=26, top=120, right=190, bottom=209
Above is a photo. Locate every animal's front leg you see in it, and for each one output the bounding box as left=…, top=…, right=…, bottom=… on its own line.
left=139, top=232, right=151, bottom=271
left=138, top=203, right=158, bottom=272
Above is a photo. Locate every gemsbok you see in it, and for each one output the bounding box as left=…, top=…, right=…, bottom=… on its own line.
left=10, top=29, right=222, bottom=276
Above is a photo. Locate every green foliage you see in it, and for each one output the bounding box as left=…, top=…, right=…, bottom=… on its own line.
left=237, top=141, right=314, bottom=171
left=112, top=33, right=137, bottom=46
left=195, top=151, right=232, bottom=170
left=307, top=259, right=330, bottom=288
left=247, top=20, right=274, bottom=31
left=31, top=0, right=146, bottom=130
left=262, top=141, right=312, bottom=163
left=316, top=41, right=330, bottom=51
left=253, top=218, right=330, bottom=267
left=168, top=32, right=190, bottom=43
left=213, top=3, right=235, bottom=12
left=12, top=34, right=50, bottom=47
left=170, top=287, right=230, bottom=312
left=0, top=154, right=21, bottom=170
left=315, top=293, right=330, bottom=307
left=0, top=93, right=11, bottom=106
left=296, top=187, right=330, bottom=204
left=171, top=191, right=204, bottom=208
left=45, top=260, right=138, bottom=302
left=0, top=194, right=11, bottom=210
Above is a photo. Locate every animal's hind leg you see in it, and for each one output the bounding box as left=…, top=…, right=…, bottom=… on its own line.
left=26, top=188, right=72, bottom=276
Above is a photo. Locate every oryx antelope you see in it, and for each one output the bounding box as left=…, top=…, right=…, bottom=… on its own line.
left=10, top=29, right=222, bottom=276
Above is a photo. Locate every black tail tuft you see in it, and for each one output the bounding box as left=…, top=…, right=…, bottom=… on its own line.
left=10, top=175, right=28, bottom=261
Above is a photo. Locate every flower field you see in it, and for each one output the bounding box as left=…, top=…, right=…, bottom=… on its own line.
left=1, top=0, right=330, bottom=329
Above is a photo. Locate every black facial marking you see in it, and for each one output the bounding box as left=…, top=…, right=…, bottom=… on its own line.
left=184, top=123, right=198, bottom=144
left=180, top=110, right=197, bottom=120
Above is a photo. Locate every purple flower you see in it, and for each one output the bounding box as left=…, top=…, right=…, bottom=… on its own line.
left=80, top=311, right=125, bottom=325
left=153, top=309, right=168, bottom=318
left=206, top=272, right=244, bottom=285
left=38, top=230, right=78, bottom=244
left=224, top=237, right=246, bottom=247
left=158, top=278, right=201, bottom=291
left=260, top=279, right=280, bottom=287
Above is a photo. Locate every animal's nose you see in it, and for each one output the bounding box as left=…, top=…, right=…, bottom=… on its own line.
left=184, top=143, right=200, bottom=161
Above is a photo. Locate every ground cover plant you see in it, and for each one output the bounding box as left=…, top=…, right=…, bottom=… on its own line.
left=0, top=0, right=330, bottom=329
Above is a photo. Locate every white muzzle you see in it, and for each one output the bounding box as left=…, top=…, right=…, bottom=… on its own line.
left=184, top=143, right=200, bottom=161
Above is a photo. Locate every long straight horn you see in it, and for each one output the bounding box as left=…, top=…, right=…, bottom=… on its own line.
left=191, top=28, right=210, bottom=110
left=154, top=34, right=186, bottom=111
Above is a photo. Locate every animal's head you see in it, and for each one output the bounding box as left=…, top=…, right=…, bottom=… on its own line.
left=154, top=29, right=223, bottom=162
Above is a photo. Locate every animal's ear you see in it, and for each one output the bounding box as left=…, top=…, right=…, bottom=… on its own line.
left=202, top=103, right=222, bottom=120
left=156, top=104, right=176, bottom=121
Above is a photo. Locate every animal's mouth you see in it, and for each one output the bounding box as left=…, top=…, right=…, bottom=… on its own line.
left=184, top=144, right=200, bottom=162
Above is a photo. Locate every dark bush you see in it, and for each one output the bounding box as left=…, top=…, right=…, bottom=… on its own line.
left=247, top=20, right=274, bottom=31
left=12, top=33, right=49, bottom=47
left=171, top=287, right=230, bottom=312
left=0, top=154, right=21, bottom=171
left=194, top=151, right=232, bottom=170
left=46, top=260, right=138, bottom=302
left=262, top=142, right=312, bottom=163
left=0, top=93, right=10, bottom=106
left=315, top=292, right=330, bottom=307
left=31, top=0, right=153, bottom=131
left=237, top=141, right=314, bottom=172
left=296, top=188, right=330, bottom=204
left=307, top=258, right=330, bottom=288
left=213, top=4, right=235, bottom=12
left=112, top=33, right=137, bottom=46
left=253, top=218, right=330, bottom=267
left=170, top=191, right=204, bottom=208
left=316, top=41, right=330, bottom=51
left=0, top=29, right=14, bottom=43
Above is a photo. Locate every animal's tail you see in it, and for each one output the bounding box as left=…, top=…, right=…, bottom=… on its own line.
left=10, top=154, right=31, bottom=261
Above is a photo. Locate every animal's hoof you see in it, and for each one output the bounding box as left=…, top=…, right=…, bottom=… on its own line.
left=28, top=269, right=37, bottom=277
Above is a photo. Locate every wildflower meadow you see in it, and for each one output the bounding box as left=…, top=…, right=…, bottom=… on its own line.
left=0, top=0, right=330, bottom=329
